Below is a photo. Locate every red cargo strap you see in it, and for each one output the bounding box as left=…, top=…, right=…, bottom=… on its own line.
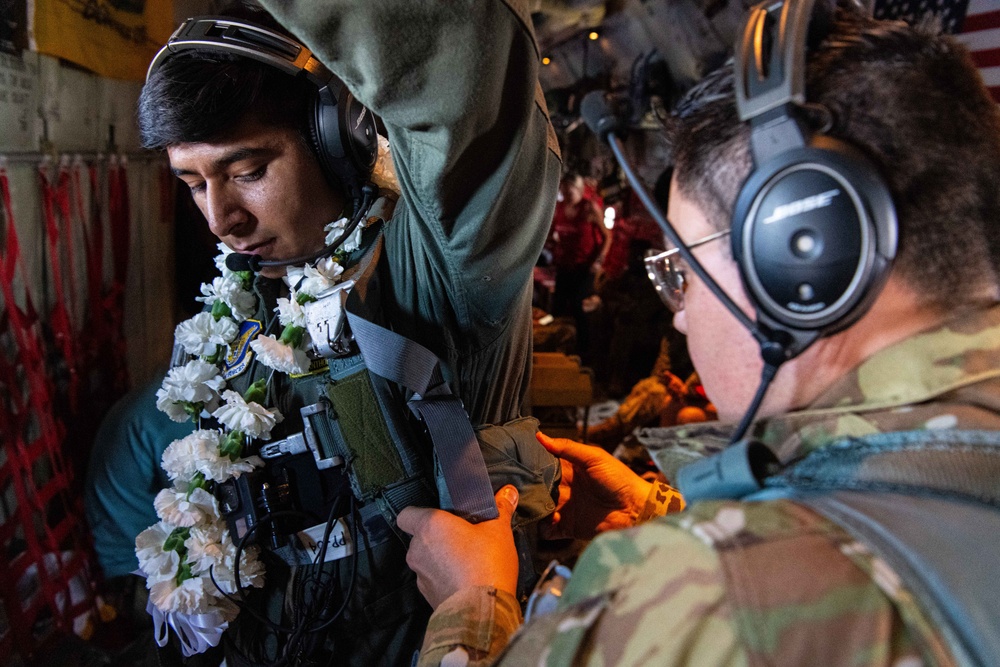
left=38, top=161, right=81, bottom=411
left=105, top=156, right=130, bottom=392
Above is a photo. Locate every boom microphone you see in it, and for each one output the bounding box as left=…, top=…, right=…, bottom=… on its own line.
left=583, top=90, right=788, bottom=441
left=226, top=252, right=263, bottom=272
left=580, top=90, right=621, bottom=141
left=223, top=185, right=376, bottom=273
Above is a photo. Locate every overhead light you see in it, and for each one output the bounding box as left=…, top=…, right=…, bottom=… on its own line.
left=588, top=31, right=599, bottom=41
left=542, top=56, right=551, bottom=65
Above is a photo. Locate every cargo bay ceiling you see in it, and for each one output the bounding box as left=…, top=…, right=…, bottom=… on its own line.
left=531, top=0, right=752, bottom=117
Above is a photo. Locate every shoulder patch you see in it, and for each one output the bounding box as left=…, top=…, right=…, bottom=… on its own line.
left=223, top=319, right=262, bottom=380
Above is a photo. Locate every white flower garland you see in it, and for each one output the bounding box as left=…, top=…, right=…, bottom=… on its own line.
left=137, top=136, right=399, bottom=654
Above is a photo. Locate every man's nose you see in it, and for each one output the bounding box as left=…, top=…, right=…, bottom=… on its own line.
left=205, top=184, right=250, bottom=238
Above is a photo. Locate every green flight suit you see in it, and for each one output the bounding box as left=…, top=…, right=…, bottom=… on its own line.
left=202, top=0, right=563, bottom=664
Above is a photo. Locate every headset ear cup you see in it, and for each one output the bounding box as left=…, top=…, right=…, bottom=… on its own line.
left=310, top=78, right=378, bottom=200
left=733, top=140, right=897, bottom=333
left=306, top=91, right=327, bottom=173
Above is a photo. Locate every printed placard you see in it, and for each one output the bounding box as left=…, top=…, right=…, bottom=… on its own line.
left=297, top=519, right=354, bottom=564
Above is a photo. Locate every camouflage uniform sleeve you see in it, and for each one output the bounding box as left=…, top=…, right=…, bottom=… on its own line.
left=499, top=518, right=746, bottom=665
left=636, top=480, right=686, bottom=523
left=417, top=586, right=523, bottom=667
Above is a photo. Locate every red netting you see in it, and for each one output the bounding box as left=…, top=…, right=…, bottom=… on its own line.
left=0, top=158, right=133, bottom=660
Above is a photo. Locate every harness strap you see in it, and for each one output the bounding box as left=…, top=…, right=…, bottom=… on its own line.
left=679, top=429, right=1000, bottom=667
left=344, top=311, right=500, bottom=523
left=805, top=491, right=999, bottom=667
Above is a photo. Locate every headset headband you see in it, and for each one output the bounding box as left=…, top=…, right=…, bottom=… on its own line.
left=735, top=0, right=815, bottom=121
left=147, top=17, right=334, bottom=87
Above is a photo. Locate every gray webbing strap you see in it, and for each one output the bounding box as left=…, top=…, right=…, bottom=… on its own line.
left=344, top=310, right=499, bottom=523
left=718, top=429, right=1000, bottom=667
left=803, top=491, right=1000, bottom=667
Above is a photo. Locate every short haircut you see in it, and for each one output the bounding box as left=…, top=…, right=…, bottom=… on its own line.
left=138, top=52, right=314, bottom=150
left=137, top=5, right=314, bottom=151
left=668, top=1, right=1000, bottom=310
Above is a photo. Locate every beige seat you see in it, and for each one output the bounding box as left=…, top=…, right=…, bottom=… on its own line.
left=529, top=352, right=594, bottom=442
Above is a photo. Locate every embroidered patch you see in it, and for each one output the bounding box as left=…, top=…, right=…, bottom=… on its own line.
left=290, top=356, right=330, bottom=379
left=223, top=319, right=262, bottom=380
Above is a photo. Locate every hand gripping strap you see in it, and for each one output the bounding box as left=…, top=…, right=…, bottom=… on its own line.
left=344, top=310, right=499, bottom=523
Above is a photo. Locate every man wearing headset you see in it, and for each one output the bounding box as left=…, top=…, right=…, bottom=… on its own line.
left=139, top=1, right=561, bottom=664
left=399, top=0, right=1000, bottom=664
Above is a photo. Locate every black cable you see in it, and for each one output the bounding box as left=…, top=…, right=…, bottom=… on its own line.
left=280, top=184, right=374, bottom=269
left=227, top=495, right=359, bottom=665
left=274, top=496, right=360, bottom=665
left=310, top=496, right=360, bottom=634
left=729, top=361, right=781, bottom=444
left=214, top=509, right=303, bottom=633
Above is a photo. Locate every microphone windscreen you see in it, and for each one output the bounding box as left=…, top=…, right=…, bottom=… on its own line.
left=581, top=91, right=618, bottom=140
left=225, top=252, right=261, bottom=273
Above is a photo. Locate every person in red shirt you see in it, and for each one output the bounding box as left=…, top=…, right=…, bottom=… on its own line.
left=547, top=172, right=612, bottom=355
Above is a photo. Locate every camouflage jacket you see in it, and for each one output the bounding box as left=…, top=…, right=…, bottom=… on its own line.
left=419, top=305, right=1000, bottom=666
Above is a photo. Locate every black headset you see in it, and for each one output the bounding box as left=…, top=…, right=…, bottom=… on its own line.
left=731, top=0, right=897, bottom=356
left=147, top=16, right=378, bottom=201
left=584, top=0, right=899, bottom=440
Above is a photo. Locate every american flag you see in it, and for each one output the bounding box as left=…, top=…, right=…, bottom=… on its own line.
left=874, top=0, right=1000, bottom=102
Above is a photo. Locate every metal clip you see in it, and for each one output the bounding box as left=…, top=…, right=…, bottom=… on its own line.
left=259, top=433, right=309, bottom=459
left=302, top=402, right=344, bottom=470
left=303, top=280, right=356, bottom=358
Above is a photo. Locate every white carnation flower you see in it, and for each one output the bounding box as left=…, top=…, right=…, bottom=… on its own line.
left=153, top=486, right=219, bottom=527
left=161, top=429, right=262, bottom=484
left=149, top=573, right=214, bottom=615
left=250, top=334, right=311, bottom=374
left=324, top=217, right=363, bottom=254
left=185, top=525, right=264, bottom=596
left=161, top=430, right=222, bottom=482
left=214, top=243, right=237, bottom=279
left=292, top=262, right=345, bottom=299
left=156, top=396, right=191, bottom=423
left=136, top=521, right=181, bottom=584
left=156, top=360, right=226, bottom=421
left=275, top=297, right=306, bottom=328
left=200, top=454, right=262, bottom=486
left=314, top=256, right=345, bottom=281
left=283, top=264, right=306, bottom=290
left=185, top=521, right=228, bottom=576
left=197, top=276, right=256, bottom=322
left=211, top=538, right=266, bottom=594
left=213, top=390, right=284, bottom=440
left=174, top=312, right=238, bottom=357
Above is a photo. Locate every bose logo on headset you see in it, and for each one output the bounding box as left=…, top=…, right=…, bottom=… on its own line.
left=762, top=188, right=840, bottom=224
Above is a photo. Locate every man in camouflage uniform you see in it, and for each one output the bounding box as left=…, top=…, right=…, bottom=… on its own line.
left=397, top=1, right=1000, bottom=664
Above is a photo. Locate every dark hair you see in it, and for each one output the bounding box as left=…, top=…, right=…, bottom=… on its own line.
left=560, top=171, right=585, bottom=186
left=137, top=5, right=314, bottom=150
left=668, top=1, right=1000, bottom=310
